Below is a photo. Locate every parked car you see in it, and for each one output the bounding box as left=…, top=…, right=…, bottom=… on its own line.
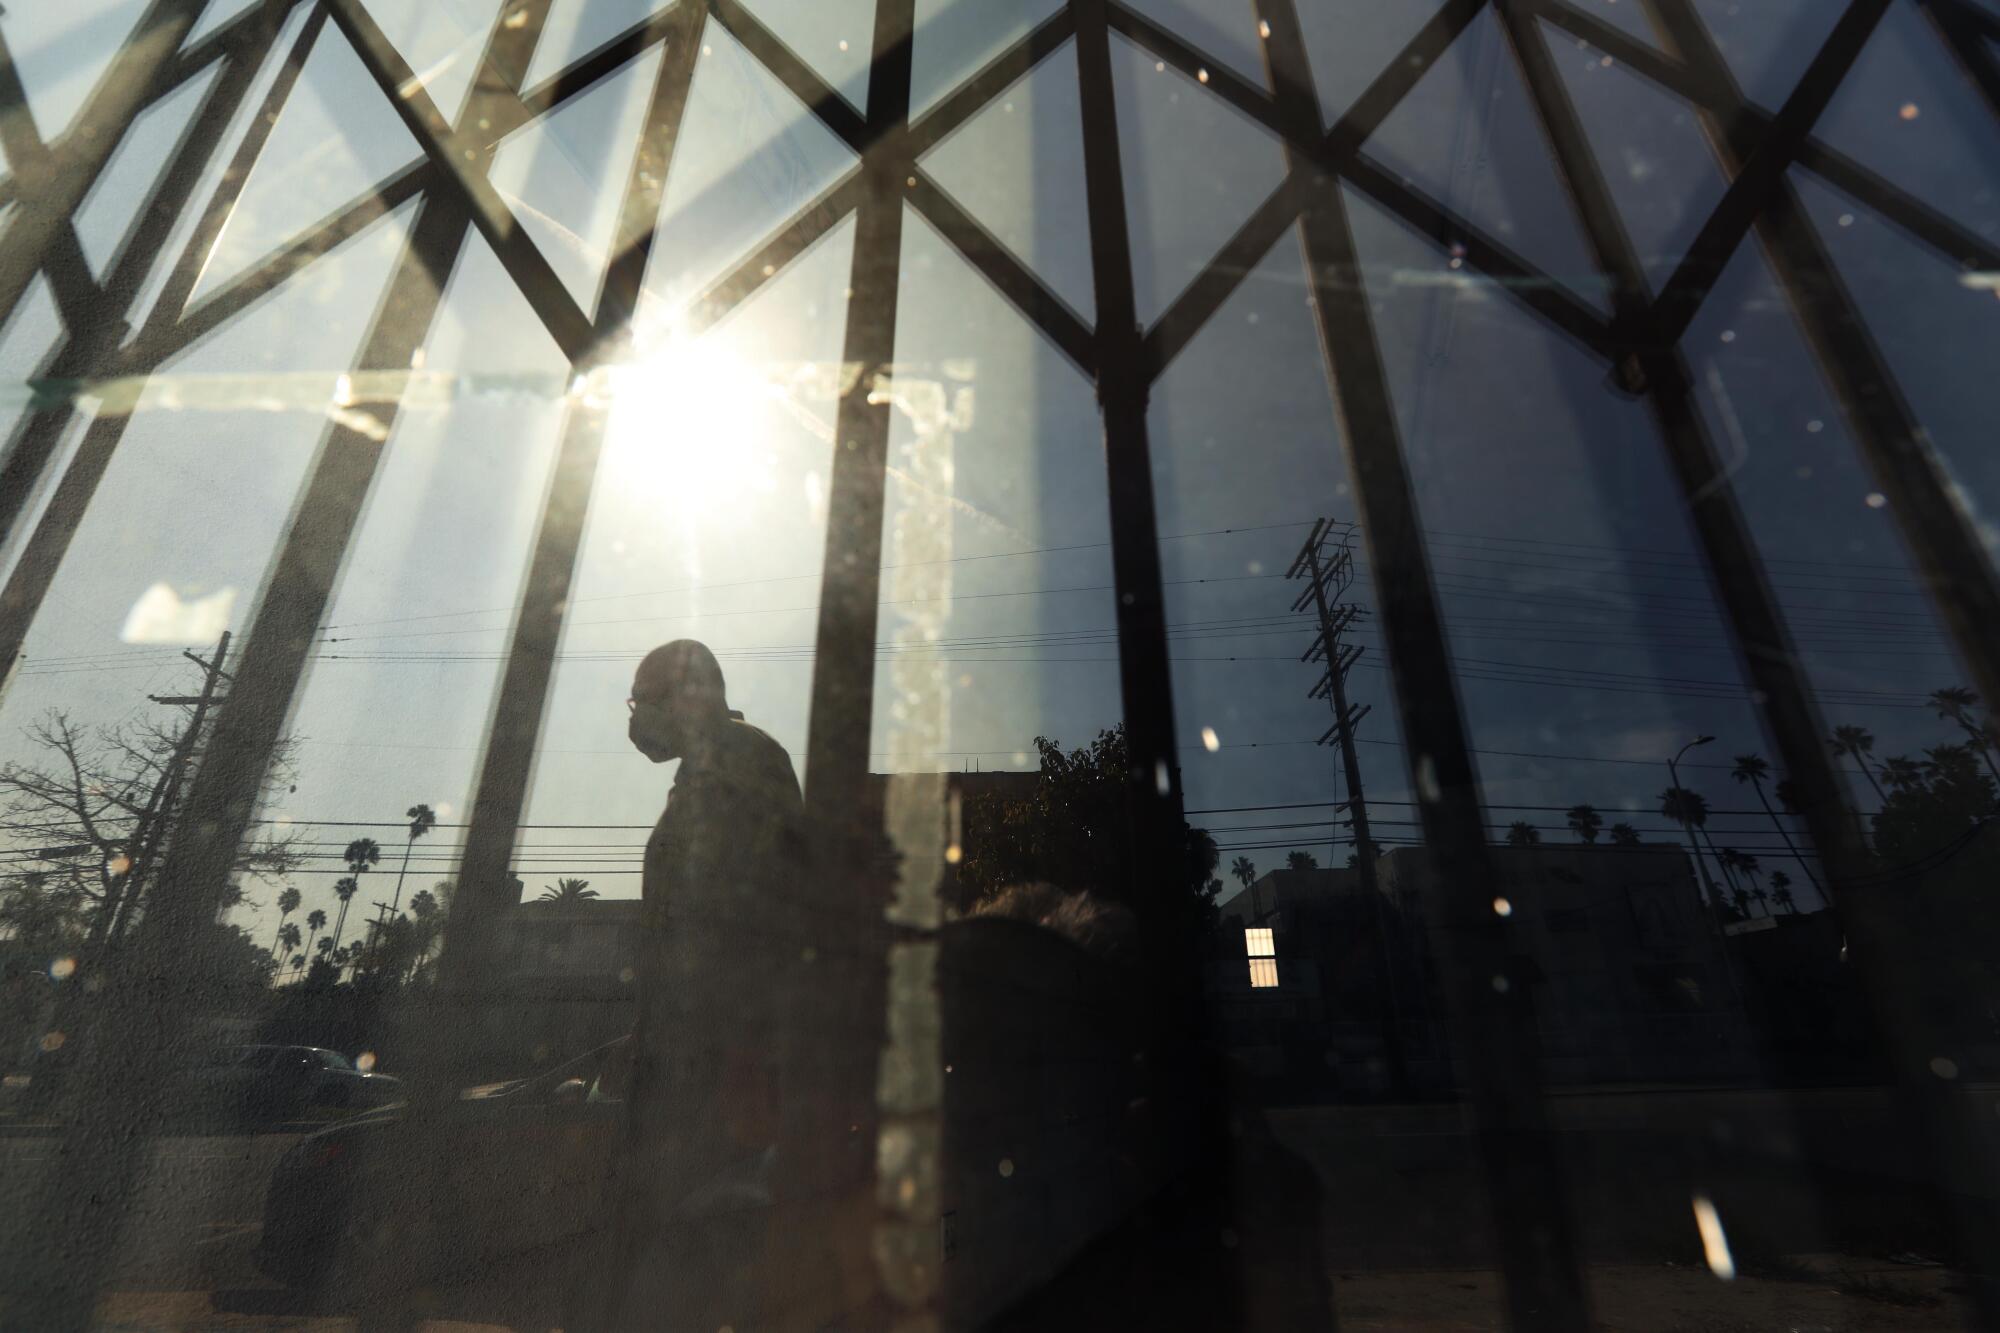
left=253, top=1038, right=633, bottom=1292
left=176, top=1044, right=404, bottom=1120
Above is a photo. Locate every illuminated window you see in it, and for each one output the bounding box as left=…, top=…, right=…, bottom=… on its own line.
left=1244, top=927, right=1274, bottom=957
left=1248, top=958, right=1280, bottom=989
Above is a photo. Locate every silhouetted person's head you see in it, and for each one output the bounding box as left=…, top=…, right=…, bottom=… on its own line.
left=628, top=640, right=728, bottom=763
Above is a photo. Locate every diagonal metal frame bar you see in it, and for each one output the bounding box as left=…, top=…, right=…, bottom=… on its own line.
left=0, top=2, right=567, bottom=1318
left=327, top=0, right=596, bottom=359
left=1257, top=0, right=1591, bottom=1324
left=1072, top=0, right=1185, bottom=898
left=1534, top=0, right=2000, bottom=275
left=1121, top=0, right=1613, bottom=376
left=0, top=0, right=210, bottom=327
left=443, top=0, right=708, bottom=980
left=0, top=0, right=1996, bottom=1321
left=1647, top=3, right=2000, bottom=1315
left=0, top=2, right=321, bottom=694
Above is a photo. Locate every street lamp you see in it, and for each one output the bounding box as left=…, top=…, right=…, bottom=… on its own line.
left=1666, top=735, right=1720, bottom=911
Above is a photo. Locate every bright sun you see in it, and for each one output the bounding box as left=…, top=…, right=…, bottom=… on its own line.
left=601, top=331, right=786, bottom=523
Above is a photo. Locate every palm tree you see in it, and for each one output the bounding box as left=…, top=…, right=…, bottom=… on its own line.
left=1609, top=822, right=1641, bottom=846
left=1731, top=753, right=1822, bottom=894
left=277, top=921, right=301, bottom=973
left=390, top=804, right=436, bottom=917
left=1230, top=856, right=1257, bottom=891
left=1751, top=886, right=1770, bottom=917
left=304, top=908, right=326, bottom=959
left=538, top=878, right=599, bottom=903
left=1930, top=686, right=2000, bottom=789
left=1283, top=851, right=1318, bottom=872
left=316, top=935, right=334, bottom=957
left=330, top=877, right=360, bottom=950
left=1829, top=725, right=1885, bottom=804
left=1729, top=886, right=1752, bottom=919
left=1661, top=786, right=1734, bottom=903
left=1879, top=755, right=1925, bottom=791
left=1770, top=870, right=1796, bottom=914
left=270, top=885, right=300, bottom=956
left=1565, top=803, right=1602, bottom=843
left=1504, top=821, right=1540, bottom=847
left=407, top=888, right=441, bottom=974
left=339, top=837, right=381, bottom=959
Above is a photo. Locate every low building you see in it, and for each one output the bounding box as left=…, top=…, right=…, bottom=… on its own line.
left=1212, top=842, right=1759, bottom=1094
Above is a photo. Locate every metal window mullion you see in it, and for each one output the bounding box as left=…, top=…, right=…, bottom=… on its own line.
left=1257, top=2, right=1592, bottom=1327
left=1070, top=0, right=1184, bottom=891
left=1647, top=0, right=1893, bottom=342
left=0, top=0, right=207, bottom=328
left=442, top=0, right=708, bottom=992
left=904, top=170, right=1095, bottom=373
left=2, top=193, right=475, bottom=1332
left=326, top=0, right=594, bottom=359
left=1917, top=0, right=2000, bottom=125
left=1534, top=0, right=2000, bottom=276
left=1649, top=4, right=2000, bottom=1316
left=0, top=4, right=322, bottom=692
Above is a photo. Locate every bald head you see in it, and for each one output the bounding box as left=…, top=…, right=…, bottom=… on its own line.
left=628, top=640, right=728, bottom=763
left=634, top=640, right=726, bottom=705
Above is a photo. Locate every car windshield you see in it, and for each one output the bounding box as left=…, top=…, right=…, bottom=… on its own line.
left=5, top=3, right=1998, bottom=1328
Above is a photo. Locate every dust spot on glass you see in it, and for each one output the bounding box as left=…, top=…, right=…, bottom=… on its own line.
left=1931, top=1056, right=1960, bottom=1080
left=1838, top=213, right=1855, bottom=227
left=39, top=1032, right=65, bottom=1053
left=998, top=1158, right=1015, bottom=1178
left=1247, top=559, right=1264, bottom=574
left=1806, top=418, right=1824, bottom=433
left=1718, top=330, right=1735, bottom=343
left=1201, top=727, right=1220, bottom=752
left=1416, top=754, right=1441, bottom=803
left=838, top=39, right=849, bottom=51
left=1865, top=493, right=1887, bottom=509
left=1258, top=19, right=1271, bottom=38
left=1691, top=1194, right=1735, bottom=1280
left=356, top=1051, right=377, bottom=1072
left=618, top=967, right=635, bottom=984
left=1154, top=61, right=1166, bottom=73
left=1491, top=975, right=1510, bottom=994
left=1197, top=68, right=1209, bottom=83
left=503, top=7, right=528, bottom=28
left=945, top=844, right=962, bottom=865
left=49, top=957, right=76, bottom=980
left=1899, top=102, right=1920, bottom=120
left=1492, top=898, right=1512, bottom=918
left=108, top=855, right=131, bottom=876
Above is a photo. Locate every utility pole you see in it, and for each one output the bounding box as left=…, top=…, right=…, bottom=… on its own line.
left=1290, top=520, right=1409, bottom=1096
left=94, top=631, right=232, bottom=951
left=1289, top=521, right=1378, bottom=883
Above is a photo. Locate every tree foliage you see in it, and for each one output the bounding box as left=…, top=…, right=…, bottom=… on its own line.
left=0, top=709, right=302, bottom=954
left=952, top=727, right=1219, bottom=927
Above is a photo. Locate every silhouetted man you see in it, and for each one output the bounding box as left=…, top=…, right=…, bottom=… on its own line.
left=574, top=640, right=804, bottom=1330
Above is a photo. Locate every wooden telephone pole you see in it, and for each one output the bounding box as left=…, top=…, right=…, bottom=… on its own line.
left=1288, top=521, right=1377, bottom=882
left=1290, top=521, right=1410, bottom=1095
left=94, top=631, right=232, bottom=949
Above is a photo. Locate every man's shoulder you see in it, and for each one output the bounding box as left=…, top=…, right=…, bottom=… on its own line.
left=720, top=718, right=801, bottom=786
